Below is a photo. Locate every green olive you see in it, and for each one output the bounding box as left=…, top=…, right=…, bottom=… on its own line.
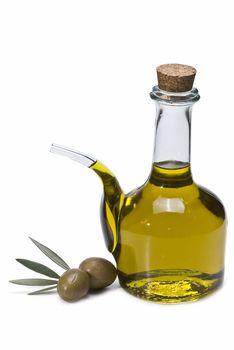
left=79, top=257, right=117, bottom=290
left=57, top=268, right=90, bottom=302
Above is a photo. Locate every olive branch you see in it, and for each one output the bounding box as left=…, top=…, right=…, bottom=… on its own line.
left=9, top=237, right=70, bottom=295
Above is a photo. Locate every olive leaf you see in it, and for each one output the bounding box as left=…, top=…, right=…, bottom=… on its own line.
left=28, top=286, right=57, bottom=295
left=16, top=259, right=60, bottom=279
left=29, top=237, right=70, bottom=270
left=9, top=278, right=58, bottom=286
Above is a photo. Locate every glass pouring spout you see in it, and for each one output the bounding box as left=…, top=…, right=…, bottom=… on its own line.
left=50, top=144, right=124, bottom=253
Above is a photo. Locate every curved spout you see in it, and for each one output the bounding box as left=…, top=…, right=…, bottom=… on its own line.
left=50, top=144, right=124, bottom=253
left=50, top=144, right=97, bottom=167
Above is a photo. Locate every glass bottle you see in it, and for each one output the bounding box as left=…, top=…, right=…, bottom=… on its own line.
left=51, top=64, right=227, bottom=303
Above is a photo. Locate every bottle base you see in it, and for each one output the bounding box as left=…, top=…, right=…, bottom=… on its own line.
left=118, top=269, right=223, bottom=304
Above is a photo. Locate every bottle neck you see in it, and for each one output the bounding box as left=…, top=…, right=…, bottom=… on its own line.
left=150, top=86, right=200, bottom=170
left=153, top=103, right=192, bottom=168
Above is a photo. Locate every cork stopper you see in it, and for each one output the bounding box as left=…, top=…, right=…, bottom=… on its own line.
left=157, top=64, right=196, bottom=92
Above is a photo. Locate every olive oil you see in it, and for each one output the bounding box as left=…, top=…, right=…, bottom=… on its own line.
left=117, top=162, right=226, bottom=303
left=51, top=64, right=227, bottom=303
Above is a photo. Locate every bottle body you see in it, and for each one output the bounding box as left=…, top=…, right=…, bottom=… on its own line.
left=115, top=163, right=226, bottom=303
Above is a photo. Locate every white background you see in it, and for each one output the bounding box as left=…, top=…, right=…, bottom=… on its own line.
left=0, top=1, right=233, bottom=349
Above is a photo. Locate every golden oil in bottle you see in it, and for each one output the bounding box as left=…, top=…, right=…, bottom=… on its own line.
left=117, top=161, right=226, bottom=303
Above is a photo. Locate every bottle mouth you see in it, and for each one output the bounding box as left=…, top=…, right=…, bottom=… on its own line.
left=150, top=86, right=200, bottom=105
